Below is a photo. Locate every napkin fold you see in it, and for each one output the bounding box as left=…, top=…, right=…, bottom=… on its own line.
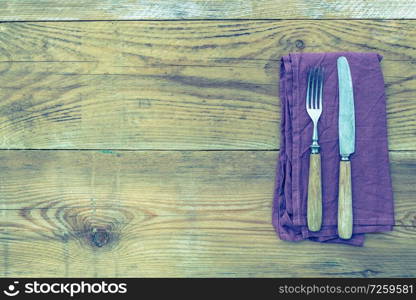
left=272, top=52, right=394, bottom=246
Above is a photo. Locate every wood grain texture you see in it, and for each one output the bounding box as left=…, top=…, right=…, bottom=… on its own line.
left=338, top=160, right=353, bottom=239
left=0, top=1, right=415, bottom=21
left=0, top=20, right=415, bottom=150
left=307, top=153, right=322, bottom=232
left=0, top=150, right=415, bottom=277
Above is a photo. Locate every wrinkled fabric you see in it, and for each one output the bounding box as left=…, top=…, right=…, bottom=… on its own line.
left=272, top=52, right=394, bottom=246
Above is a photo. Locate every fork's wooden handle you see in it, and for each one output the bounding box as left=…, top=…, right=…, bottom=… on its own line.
left=338, top=160, right=353, bottom=239
left=307, top=153, right=322, bottom=232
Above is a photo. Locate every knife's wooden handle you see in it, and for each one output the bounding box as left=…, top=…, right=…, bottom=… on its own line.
left=338, top=160, right=353, bottom=239
left=307, top=153, right=322, bottom=232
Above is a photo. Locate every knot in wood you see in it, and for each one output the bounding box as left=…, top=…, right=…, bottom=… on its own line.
left=91, top=228, right=110, bottom=247
left=295, top=39, right=305, bottom=49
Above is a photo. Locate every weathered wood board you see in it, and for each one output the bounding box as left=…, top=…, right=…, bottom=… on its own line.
left=1, top=1, right=415, bottom=279
left=0, top=150, right=415, bottom=277
left=0, top=20, right=415, bottom=150
left=0, top=1, right=415, bottom=21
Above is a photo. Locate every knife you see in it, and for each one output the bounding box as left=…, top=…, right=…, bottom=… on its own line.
left=337, top=56, right=355, bottom=239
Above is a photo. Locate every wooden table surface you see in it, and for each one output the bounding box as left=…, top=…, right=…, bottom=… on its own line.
left=0, top=1, right=415, bottom=277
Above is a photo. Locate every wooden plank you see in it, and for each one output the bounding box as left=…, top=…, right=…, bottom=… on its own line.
left=2, top=228, right=415, bottom=277
left=0, top=20, right=415, bottom=150
left=0, top=150, right=415, bottom=277
left=0, top=1, right=415, bottom=21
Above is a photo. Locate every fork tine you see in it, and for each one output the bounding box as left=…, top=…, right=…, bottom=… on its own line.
left=306, top=68, right=312, bottom=109
left=319, top=67, right=324, bottom=109
left=316, top=67, right=322, bottom=109
left=311, top=67, right=316, bottom=109
left=313, top=67, right=319, bottom=109
left=315, top=66, right=322, bottom=109
left=306, top=68, right=310, bottom=108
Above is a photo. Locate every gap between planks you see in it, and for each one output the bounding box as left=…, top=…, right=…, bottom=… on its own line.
left=2, top=18, right=416, bottom=23
left=0, top=149, right=413, bottom=152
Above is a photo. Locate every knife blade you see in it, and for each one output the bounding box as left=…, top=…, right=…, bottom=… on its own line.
left=337, top=56, right=355, bottom=239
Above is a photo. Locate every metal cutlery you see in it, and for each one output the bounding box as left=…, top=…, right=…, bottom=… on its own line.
left=306, top=66, right=324, bottom=232
left=337, top=56, right=355, bottom=239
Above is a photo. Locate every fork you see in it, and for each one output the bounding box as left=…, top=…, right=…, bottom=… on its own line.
left=306, top=67, right=324, bottom=232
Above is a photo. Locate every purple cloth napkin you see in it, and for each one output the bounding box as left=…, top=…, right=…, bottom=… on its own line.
left=272, top=52, right=395, bottom=246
